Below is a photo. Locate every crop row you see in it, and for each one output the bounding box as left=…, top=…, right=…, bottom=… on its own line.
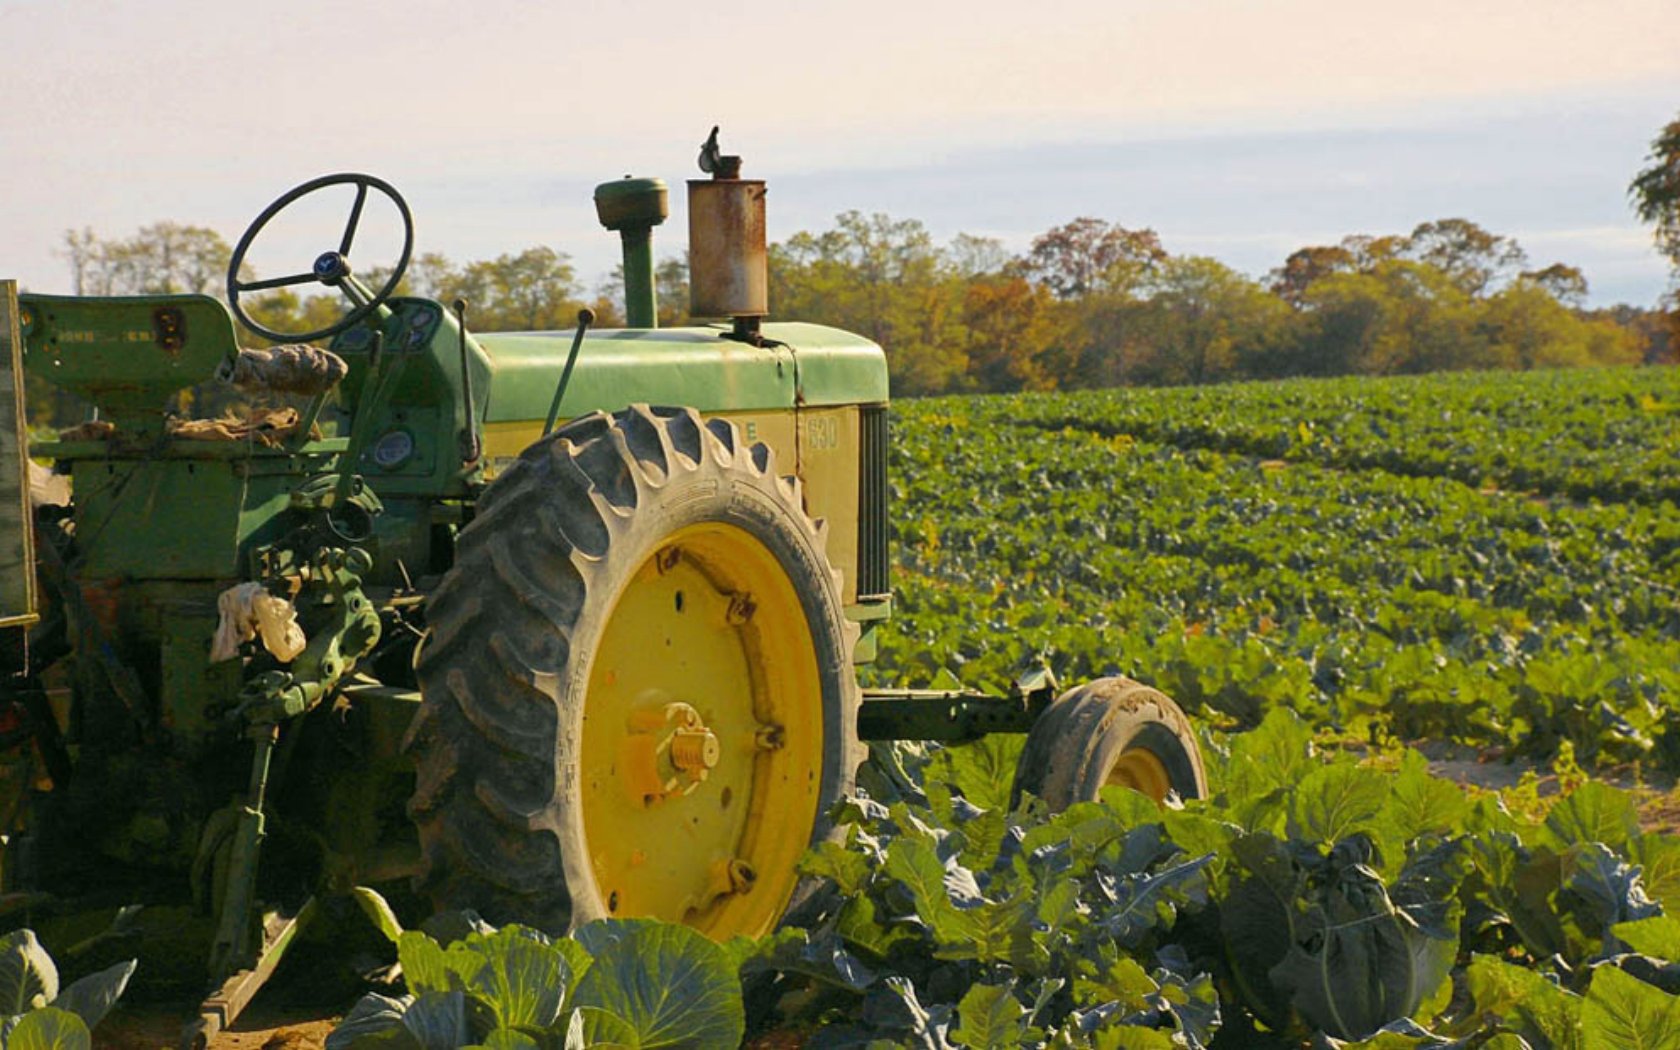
left=1007, top=366, right=1680, bottom=505
left=868, top=368, right=1680, bottom=768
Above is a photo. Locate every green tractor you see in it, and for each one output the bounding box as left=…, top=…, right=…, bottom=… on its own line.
left=0, top=132, right=1205, bottom=1042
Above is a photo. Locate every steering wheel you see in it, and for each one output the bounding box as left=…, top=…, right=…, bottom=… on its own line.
left=226, top=173, right=414, bottom=344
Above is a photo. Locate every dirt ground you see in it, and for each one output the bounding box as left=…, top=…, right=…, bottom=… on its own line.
left=1417, top=739, right=1680, bottom=835
left=98, top=1005, right=337, bottom=1050
left=88, top=922, right=369, bottom=1050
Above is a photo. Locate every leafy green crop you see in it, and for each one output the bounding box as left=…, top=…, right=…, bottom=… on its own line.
left=750, top=711, right=1680, bottom=1048
left=872, top=366, right=1680, bottom=769
left=330, top=910, right=744, bottom=1050
left=0, top=930, right=134, bottom=1050
left=335, top=724, right=1680, bottom=1047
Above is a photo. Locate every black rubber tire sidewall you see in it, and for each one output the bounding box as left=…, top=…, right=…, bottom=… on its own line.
left=1011, top=676, right=1206, bottom=811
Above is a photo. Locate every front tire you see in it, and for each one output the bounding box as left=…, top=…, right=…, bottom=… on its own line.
left=1011, top=677, right=1206, bottom=810
left=405, top=405, right=862, bottom=939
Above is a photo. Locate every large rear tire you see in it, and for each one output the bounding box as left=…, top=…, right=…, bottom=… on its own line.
left=1011, top=677, right=1206, bottom=811
left=406, top=405, right=862, bottom=939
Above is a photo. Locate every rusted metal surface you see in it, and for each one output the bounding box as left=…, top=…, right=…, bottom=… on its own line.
left=688, top=178, right=768, bottom=319
left=0, top=282, right=36, bottom=630
left=183, top=897, right=317, bottom=1050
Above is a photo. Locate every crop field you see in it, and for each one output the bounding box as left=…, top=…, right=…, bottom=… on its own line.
left=872, top=366, right=1680, bottom=771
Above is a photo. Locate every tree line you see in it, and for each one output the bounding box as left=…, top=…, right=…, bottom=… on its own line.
left=41, top=105, right=1680, bottom=405
left=47, top=212, right=1670, bottom=403
left=770, top=213, right=1674, bottom=395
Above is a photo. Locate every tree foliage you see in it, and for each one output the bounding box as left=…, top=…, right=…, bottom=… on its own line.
left=55, top=206, right=1662, bottom=401
left=1631, top=114, right=1680, bottom=274
left=769, top=213, right=1648, bottom=394
left=61, top=223, right=234, bottom=296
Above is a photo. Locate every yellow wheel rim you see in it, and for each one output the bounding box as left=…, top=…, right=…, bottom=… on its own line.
left=1106, top=748, right=1172, bottom=803
left=580, top=522, right=823, bottom=940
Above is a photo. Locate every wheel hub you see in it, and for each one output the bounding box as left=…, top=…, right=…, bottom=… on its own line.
left=1106, top=747, right=1173, bottom=802
left=621, top=701, right=725, bottom=803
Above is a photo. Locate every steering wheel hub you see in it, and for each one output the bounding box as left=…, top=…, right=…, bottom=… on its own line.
left=312, top=251, right=350, bottom=285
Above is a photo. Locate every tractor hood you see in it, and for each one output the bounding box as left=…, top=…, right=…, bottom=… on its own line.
left=475, top=322, right=888, bottom=425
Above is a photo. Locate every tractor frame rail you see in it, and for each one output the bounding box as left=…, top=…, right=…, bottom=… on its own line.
left=858, top=683, right=1057, bottom=743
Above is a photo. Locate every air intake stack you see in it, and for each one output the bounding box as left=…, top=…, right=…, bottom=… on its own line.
left=594, top=176, right=669, bottom=328
left=688, top=127, right=768, bottom=343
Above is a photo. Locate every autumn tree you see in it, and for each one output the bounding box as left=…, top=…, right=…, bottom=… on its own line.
left=1517, top=263, right=1589, bottom=306
left=1270, top=245, right=1356, bottom=305
left=1402, top=218, right=1527, bottom=296
left=1267, top=234, right=1407, bottom=305
left=54, top=205, right=1656, bottom=399
left=1023, top=218, right=1166, bottom=299
left=1339, top=234, right=1408, bottom=272
left=959, top=276, right=1068, bottom=392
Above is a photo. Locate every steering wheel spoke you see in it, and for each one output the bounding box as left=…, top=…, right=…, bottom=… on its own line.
left=339, top=183, right=369, bottom=257
left=226, top=173, right=413, bottom=344
left=237, top=271, right=319, bottom=293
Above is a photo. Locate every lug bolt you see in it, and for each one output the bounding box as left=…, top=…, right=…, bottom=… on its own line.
left=726, top=593, right=756, bottom=625
left=727, top=859, right=757, bottom=894
left=753, top=724, right=785, bottom=751
left=656, top=547, right=681, bottom=574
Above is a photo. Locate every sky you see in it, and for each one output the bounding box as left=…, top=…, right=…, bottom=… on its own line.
left=4, top=0, right=1678, bottom=307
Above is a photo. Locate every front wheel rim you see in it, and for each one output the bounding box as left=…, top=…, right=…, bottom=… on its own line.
left=579, top=521, right=825, bottom=939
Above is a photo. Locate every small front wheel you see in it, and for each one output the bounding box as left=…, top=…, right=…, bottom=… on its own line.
left=1011, top=677, right=1206, bottom=810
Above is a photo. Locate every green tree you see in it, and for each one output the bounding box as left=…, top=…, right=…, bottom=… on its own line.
left=447, top=247, right=581, bottom=330
left=655, top=256, right=690, bottom=327
left=60, top=223, right=235, bottom=296
left=1291, top=269, right=1389, bottom=375
left=1296, top=261, right=1488, bottom=375
left=1478, top=281, right=1640, bottom=369
left=771, top=212, right=968, bottom=394
left=406, top=252, right=457, bottom=300
left=1130, top=257, right=1289, bottom=384
left=596, top=256, right=690, bottom=328
left=1631, top=113, right=1680, bottom=274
